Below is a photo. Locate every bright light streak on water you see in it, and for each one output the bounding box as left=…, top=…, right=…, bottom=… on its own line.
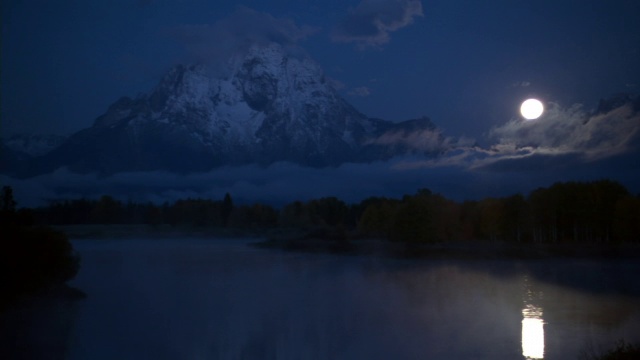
left=522, top=304, right=545, bottom=359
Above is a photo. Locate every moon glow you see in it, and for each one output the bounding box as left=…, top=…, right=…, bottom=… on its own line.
left=520, top=99, right=544, bottom=120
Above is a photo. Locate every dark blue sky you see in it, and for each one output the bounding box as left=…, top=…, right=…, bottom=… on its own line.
left=3, top=0, right=639, bottom=138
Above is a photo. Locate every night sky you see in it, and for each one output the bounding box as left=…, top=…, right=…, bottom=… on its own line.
left=2, top=0, right=640, bottom=205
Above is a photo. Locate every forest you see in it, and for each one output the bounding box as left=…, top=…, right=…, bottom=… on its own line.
left=25, top=179, right=640, bottom=244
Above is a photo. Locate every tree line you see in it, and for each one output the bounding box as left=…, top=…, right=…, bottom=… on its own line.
left=27, top=179, right=640, bottom=244
left=358, top=180, right=639, bottom=244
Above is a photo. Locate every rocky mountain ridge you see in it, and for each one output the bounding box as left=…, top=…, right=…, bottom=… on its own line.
left=4, top=43, right=446, bottom=177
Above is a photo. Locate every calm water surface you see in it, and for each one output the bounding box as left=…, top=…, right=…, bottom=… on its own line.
left=43, top=239, right=640, bottom=359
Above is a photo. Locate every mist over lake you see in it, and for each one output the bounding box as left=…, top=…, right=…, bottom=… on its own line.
left=21, top=239, right=633, bottom=359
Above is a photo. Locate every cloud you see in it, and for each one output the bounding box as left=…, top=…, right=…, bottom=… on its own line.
left=368, top=128, right=451, bottom=154
left=332, top=0, right=423, bottom=48
left=0, top=161, right=484, bottom=208
left=170, top=7, right=318, bottom=66
left=510, top=81, right=531, bottom=88
left=392, top=96, right=640, bottom=172
left=326, top=78, right=346, bottom=90
left=348, top=86, right=371, bottom=97
left=5, top=151, right=638, bottom=210
left=489, top=100, right=640, bottom=161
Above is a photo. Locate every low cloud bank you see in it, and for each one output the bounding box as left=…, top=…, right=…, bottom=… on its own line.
left=4, top=154, right=637, bottom=209
left=368, top=128, right=453, bottom=154
left=2, top=161, right=456, bottom=207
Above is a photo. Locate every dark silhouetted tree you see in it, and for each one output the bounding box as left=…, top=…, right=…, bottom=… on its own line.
left=1, top=186, right=17, bottom=212
left=307, top=197, right=348, bottom=227
left=427, top=193, right=461, bottom=242
left=502, top=194, right=530, bottom=243
left=613, top=195, right=640, bottom=243
left=358, top=198, right=399, bottom=237
left=459, top=200, right=481, bottom=241
left=477, top=197, right=505, bottom=242
left=92, top=195, right=123, bottom=224
left=221, top=193, right=233, bottom=227
left=0, top=187, right=81, bottom=310
left=390, top=190, right=435, bottom=243
left=229, top=203, right=279, bottom=228
left=280, top=201, right=313, bottom=228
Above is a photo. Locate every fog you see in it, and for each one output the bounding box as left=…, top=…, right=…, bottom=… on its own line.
left=5, top=148, right=640, bottom=209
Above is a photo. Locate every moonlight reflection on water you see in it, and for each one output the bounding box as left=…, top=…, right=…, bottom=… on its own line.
left=522, top=304, right=545, bottom=359
left=522, top=274, right=545, bottom=359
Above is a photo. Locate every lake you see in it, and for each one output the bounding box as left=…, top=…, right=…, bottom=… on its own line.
left=7, top=238, right=640, bottom=359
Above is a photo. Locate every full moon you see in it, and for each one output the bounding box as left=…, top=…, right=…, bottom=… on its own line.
left=520, top=99, right=544, bottom=120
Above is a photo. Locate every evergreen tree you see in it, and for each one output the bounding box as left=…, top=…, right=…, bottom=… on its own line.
left=221, top=193, right=234, bottom=227
left=1, top=186, right=17, bottom=212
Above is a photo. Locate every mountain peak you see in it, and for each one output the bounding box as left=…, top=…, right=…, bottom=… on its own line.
left=11, top=43, right=445, bottom=177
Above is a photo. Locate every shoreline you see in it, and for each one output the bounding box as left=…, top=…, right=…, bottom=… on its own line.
left=54, top=224, right=640, bottom=260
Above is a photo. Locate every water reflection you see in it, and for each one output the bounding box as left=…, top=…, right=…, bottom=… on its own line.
left=63, top=240, right=640, bottom=360
left=522, top=276, right=545, bottom=359
left=522, top=304, right=544, bottom=359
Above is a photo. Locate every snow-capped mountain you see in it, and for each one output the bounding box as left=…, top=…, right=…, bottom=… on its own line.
left=9, top=43, right=446, bottom=177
